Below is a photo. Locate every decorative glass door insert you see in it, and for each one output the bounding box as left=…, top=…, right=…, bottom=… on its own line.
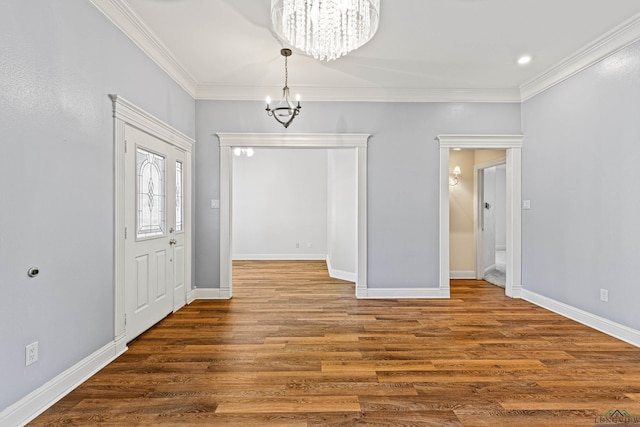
left=136, top=147, right=166, bottom=238
left=175, top=161, right=183, bottom=232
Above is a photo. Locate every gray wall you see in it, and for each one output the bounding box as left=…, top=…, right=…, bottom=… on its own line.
left=232, top=148, right=328, bottom=259
left=195, top=101, right=521, bottom=289
left=522, top=39, right=640, bottom=330
left=0, top=1, right=195, bottom=411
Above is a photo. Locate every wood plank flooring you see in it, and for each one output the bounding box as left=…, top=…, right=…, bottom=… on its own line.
left=31, top=260, right=640, bottom=426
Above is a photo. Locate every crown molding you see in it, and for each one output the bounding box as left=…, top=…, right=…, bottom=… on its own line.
left=89, top=0, right=198, bottom=97
left=91, top=1, right=640, bottom=104
left=520, top=12, right=640, bottom=101
left=196, top=84, right=521, bottom=103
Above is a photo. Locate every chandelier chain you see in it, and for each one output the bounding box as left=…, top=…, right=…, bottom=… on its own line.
left=284, top=54, right=288, bottom=87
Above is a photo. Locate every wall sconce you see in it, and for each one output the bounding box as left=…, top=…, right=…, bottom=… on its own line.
left=449, top=166, right=461, bottom=186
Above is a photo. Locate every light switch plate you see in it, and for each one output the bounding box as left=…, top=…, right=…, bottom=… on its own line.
left=211, top=199, right=220, bottom=209
left=523, top=200, right=531, bottom=209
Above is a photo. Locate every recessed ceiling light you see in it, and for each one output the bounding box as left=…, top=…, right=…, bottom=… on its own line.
left=517, top=55, right=532, bottom=65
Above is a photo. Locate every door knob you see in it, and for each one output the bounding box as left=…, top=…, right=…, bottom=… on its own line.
left=169, top=239, right=177, bottom=245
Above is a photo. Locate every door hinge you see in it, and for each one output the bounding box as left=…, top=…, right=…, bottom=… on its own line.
left=124, top=227, right=128, bottom=239
left=124, top=140, right=127, bottom=153
left=124, top=314, right=127, bottom=326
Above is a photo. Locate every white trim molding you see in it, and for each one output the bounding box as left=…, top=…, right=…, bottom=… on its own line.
left=0, top=342, right=123, bottom=427
left=326, top=257, right=357, bottom=283
left=108, top=94, right=194, bottom=152
left=523, top=290, right=640, bottom=348
left=450, top=271, right=476, bottom=280
left=217, top=132, right=369, bottom=148
left=521, top=12, right=640, bottom=101
left=438, top=134, right=524, bottom=149
left=357, top=287, right=448, bottom=299
left=90, top=0, right=197, bottom=96
left=437, top=135, right=524, bottom=299
left=217, top=133, right=369, bottom=299
left=188, top=287, right=231, bottom=301
left=233, top=254, right=327, bottom=261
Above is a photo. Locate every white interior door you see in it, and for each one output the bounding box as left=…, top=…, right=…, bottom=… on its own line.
left=124, top=125, right=183, bottom=341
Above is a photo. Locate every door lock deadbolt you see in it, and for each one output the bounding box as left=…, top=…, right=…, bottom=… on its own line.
left=27, top=267, right=40, bottom=278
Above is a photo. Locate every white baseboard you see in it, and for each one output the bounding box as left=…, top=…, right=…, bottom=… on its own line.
left=186, top=288, right=196, bottom=304
left=356, top=287, right=449, bottom=299
left=326, top=257, right=356, bottom=282
left=523, top=289, right=640, bottom=348
left=188, top=287, right=231, bottom=300
left=450, top=271, right=476, bottom=279
left=0, top=341, right=125, bottom=427
left=232, top=254, right=327, bottom=261
left=484, top=264, right=497, bottom=275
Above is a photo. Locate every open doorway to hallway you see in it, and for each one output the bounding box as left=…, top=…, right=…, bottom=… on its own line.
left=437, top=134, right=523, bottom=299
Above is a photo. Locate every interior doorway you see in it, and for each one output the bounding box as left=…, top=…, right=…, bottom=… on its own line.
left=437, top=134, right=523, bottom=299
left=231, top=147, right=357, bottom=283
left=217, top=133, right=369, bottom=299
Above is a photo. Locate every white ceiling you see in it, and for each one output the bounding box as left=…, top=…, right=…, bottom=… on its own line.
left=95, top=0, right=640, bottom=102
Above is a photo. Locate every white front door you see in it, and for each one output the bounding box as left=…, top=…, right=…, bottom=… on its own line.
left=124, top=125, right=185, bottom=341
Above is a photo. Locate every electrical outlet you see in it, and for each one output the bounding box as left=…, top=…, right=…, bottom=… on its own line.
left=26, top=342, right=38, bottom=366
left=600, top=289, right=609, bottom=302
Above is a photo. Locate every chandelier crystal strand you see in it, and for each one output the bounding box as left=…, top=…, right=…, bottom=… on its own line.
left=272, top=0, right=380, bottom=61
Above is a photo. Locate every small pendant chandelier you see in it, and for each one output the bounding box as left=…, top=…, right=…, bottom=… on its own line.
left=271, top=0, right=381, bottom=61
left=266, top=48, right=301, bottom=129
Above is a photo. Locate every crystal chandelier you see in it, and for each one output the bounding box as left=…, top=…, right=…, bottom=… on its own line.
left=266, top=48, right=302, bottom=128
left=271, top=0, right=380, bottom=61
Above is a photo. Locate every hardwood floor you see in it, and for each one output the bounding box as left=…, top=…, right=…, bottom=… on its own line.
left=32, top=260, right=640, bottom=426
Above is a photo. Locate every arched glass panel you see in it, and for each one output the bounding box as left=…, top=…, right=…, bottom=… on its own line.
left=136, top=148, right=165, bottom=238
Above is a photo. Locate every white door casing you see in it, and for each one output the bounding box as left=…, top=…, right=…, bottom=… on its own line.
left=437, top=134, right=523, bottom=299
left=216, top=133, right=369, bottom=299
left=111, top=95, right=193, bottom=352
